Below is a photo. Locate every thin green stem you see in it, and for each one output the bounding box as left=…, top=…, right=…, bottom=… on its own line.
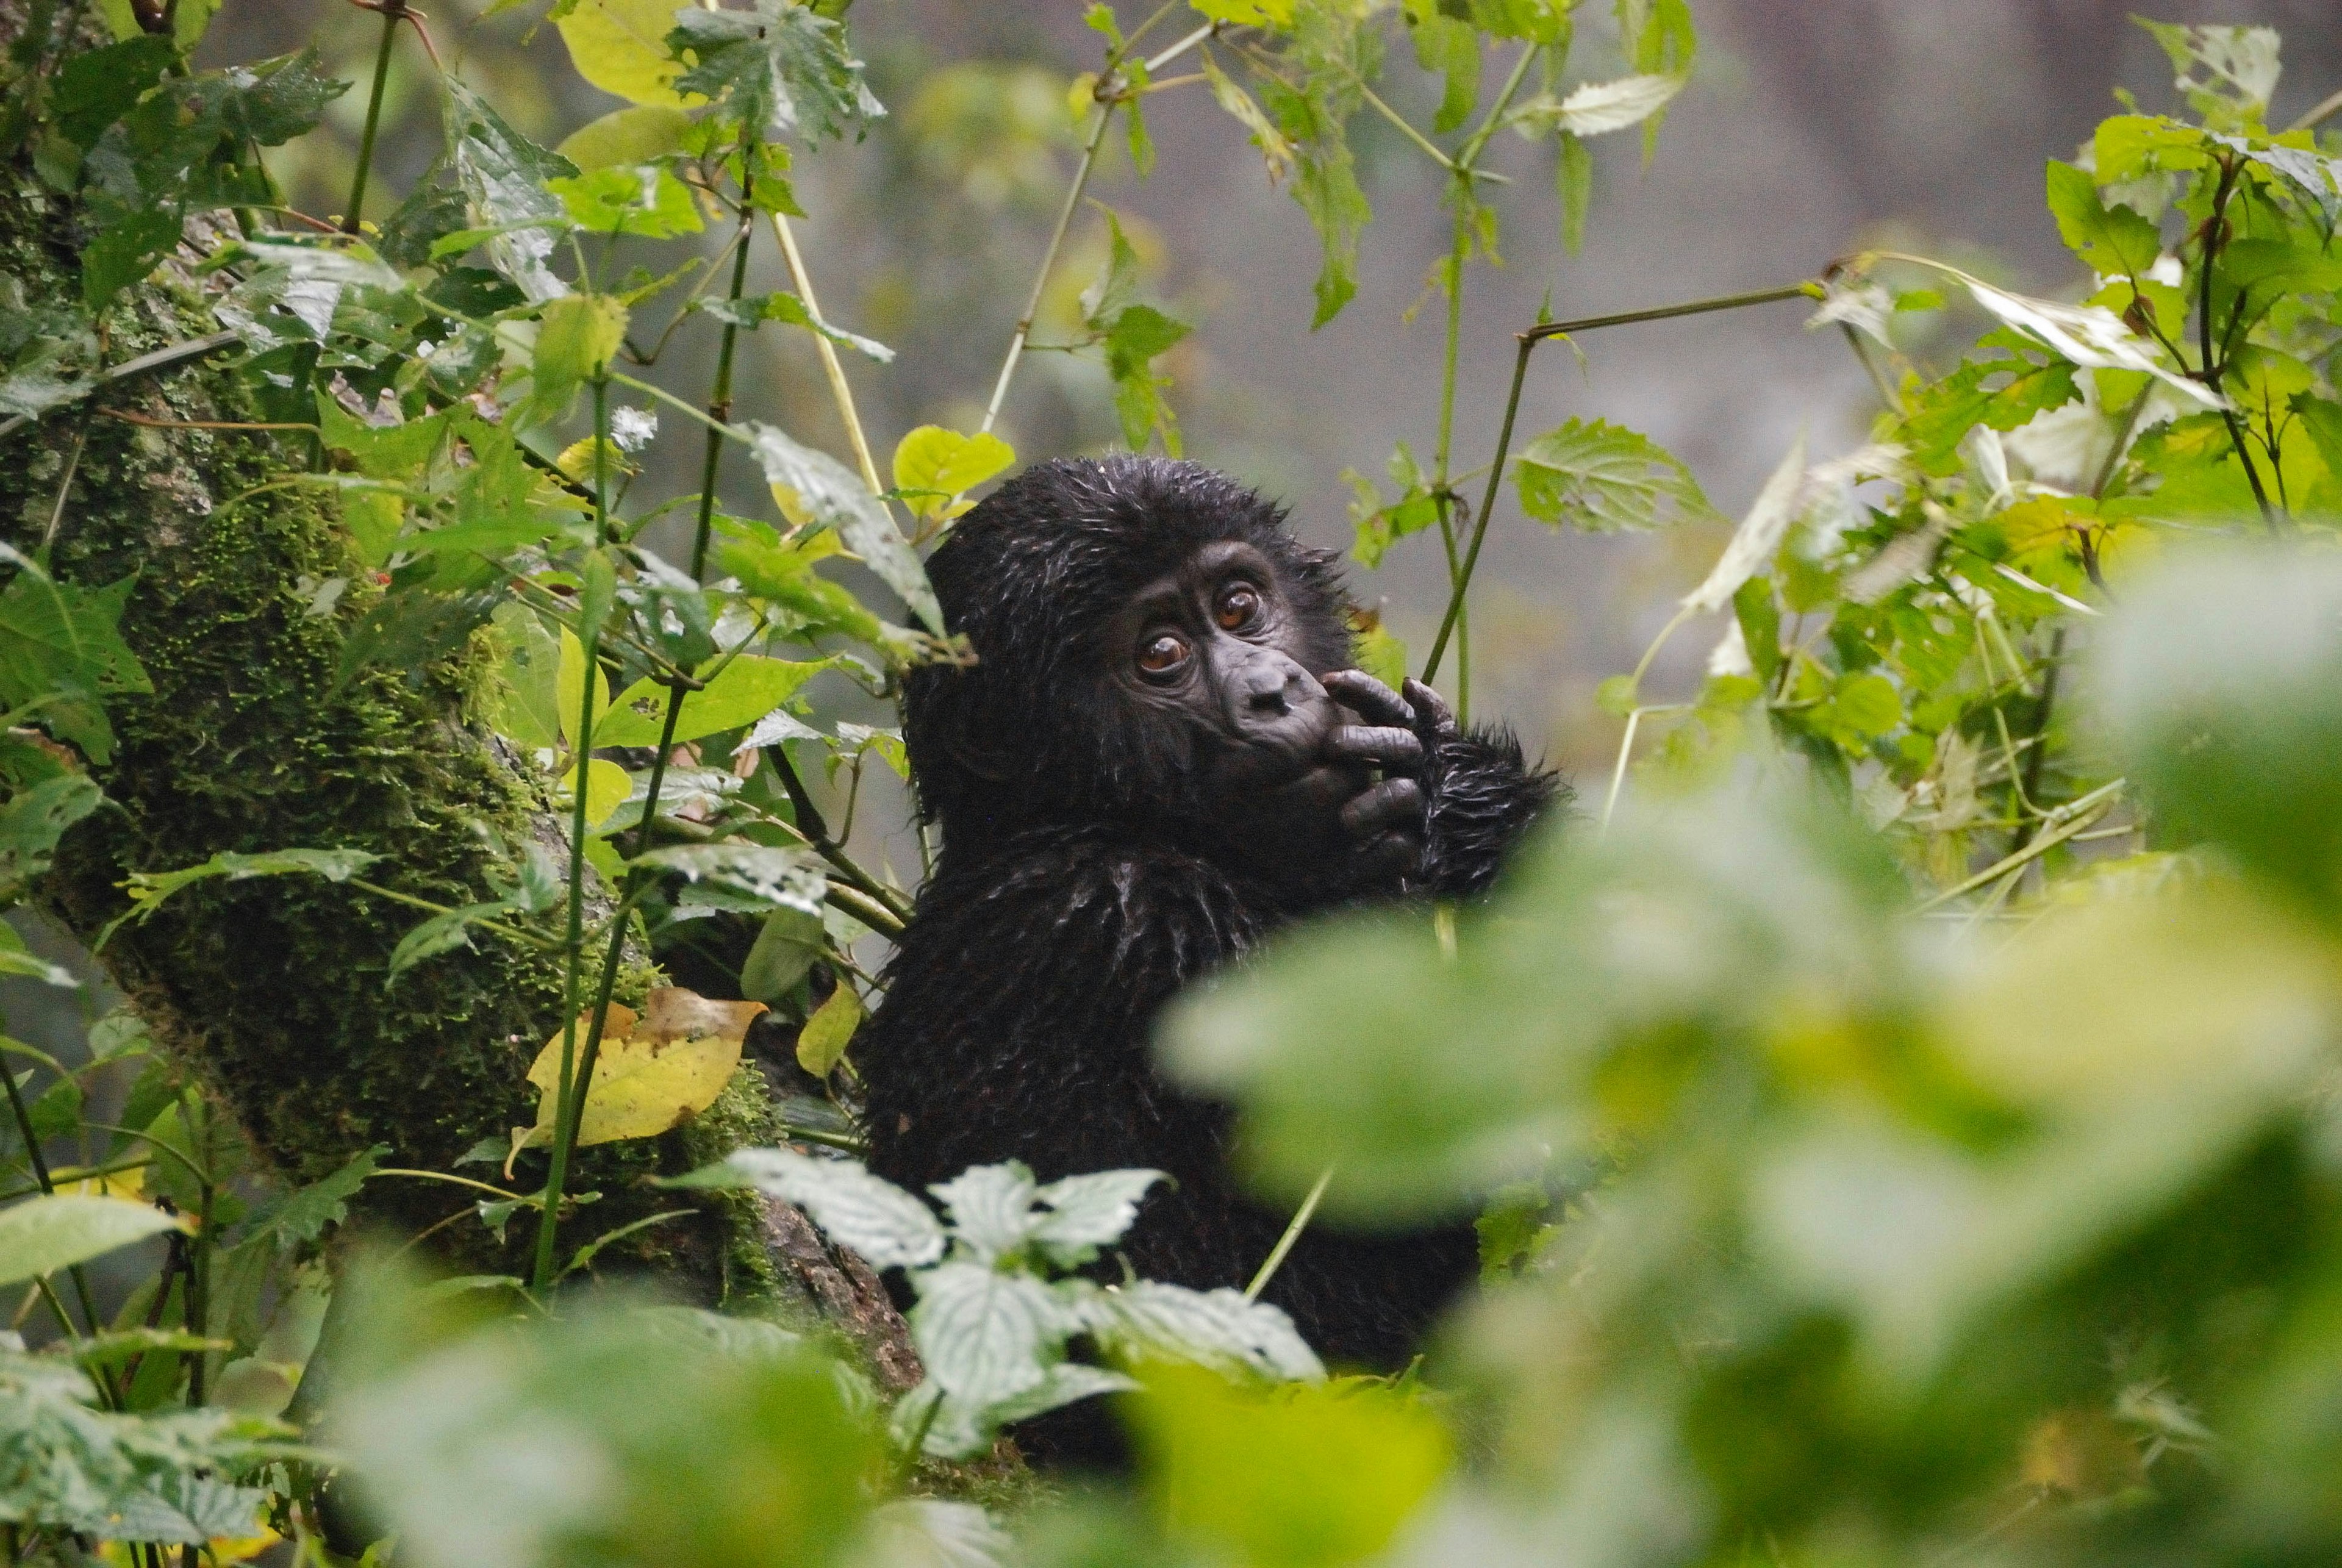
left=2196, top=156, right=2279, bottom=532
left=1420, top=283, right=1816, bottom=684
left=342, top=2, right=403, bottom=234
left=1913, top=778, right=2124, bottom=912
left=1433, top=198, right=1472, bottom=718
left=529, top=379, right=610, bottom=1295
left=982, top=93, right=1117, bottom=432
left=1244, top=1165, right=1333, bottom=1303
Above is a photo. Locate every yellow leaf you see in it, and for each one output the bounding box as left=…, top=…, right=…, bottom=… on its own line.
left=796, top=983, right=863, bottom=1076
left=890, top=426, right=1017, bottom=521
left=555, top=628, right=610, bottom=751
left=556, top=0, right=700, bottom=107
left=56, top=1165, right=143, bottom=1201
left=521, top=988, right=765, bottom=1150
left=557, top=757, right=632, bottom=833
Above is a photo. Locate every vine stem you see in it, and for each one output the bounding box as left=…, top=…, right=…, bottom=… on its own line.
left=341, top=0, right=404, bottom=234
left=1913, top=778, right=2124, bottom=912
left=531, top=156, right=766, bottom=1289
left=0, top=1023, right=104, bottom=1337
left=2196, top=154, right=2279, bottom=533
left=1419, top=282, right=1816, bottom=684
left=529, top=378, right=612, bottom=1295
left=1244, top=1165, right=1333, bottom=1303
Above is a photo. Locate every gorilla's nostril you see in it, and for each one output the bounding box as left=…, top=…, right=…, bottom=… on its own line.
left=1249, top=681, right=1289, bottom=714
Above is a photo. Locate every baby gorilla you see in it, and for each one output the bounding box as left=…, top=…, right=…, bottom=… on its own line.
left=858, top=457, right=1559, bottom=1451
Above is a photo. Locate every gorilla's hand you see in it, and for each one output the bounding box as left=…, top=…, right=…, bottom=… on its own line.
left=1319, top=670, right=1427, bottom=891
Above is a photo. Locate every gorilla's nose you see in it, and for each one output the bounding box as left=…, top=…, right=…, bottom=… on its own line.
left=1245, top=669, right=1292, bottom=714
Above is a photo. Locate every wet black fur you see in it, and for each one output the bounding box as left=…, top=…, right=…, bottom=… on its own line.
left=861, top=457, right=1561, bottom=1441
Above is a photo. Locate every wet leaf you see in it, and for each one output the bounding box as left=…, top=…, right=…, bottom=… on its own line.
left=520, top=988, right=765, bottom=1151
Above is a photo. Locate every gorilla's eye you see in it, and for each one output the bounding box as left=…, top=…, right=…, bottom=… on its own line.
left=1215, top=584, right=1263, bottom=631
left=1137, top=632, right=1191, bottom=676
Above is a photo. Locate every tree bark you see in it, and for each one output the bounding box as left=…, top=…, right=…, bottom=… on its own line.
left=0, top=5, right=917, bottom=1389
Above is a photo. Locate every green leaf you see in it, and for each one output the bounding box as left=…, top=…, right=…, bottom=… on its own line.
left=1556, top=130, right=1593, bottom=254
left=2044, top=159, right=2163, bottom=279
left=596, top=654, right=828, bottom=748
left=80, top=206, right=181, bottom=312
left=743, top=422, right=942, bottom=634
left=631, top=842, right=828, bottom=917
left=667, top=0, right=883, bottom=145
left=1192, top=0, right=1293, bottom=24
left=556, top=104, right=695, bottom=169
left=445, top=79, right=578, bottom=303
left=101, top=847, right=381, bottom=947
left=1126, top=1365, right=1450, bottom=1568
left=49, top=37, right=176, bottom=151
left=2133, top=18, right=2279, bottom=127
left=1830, top=671, right=1902, bottom=739
left=0, top=1194, right=187, bottom=1286
left=740, top=906, right=825, bottom=1002
left=1514, top=417, right=1720, bottom=534
left=247, top=1145, right=384, bottom=1250
left=526, top=294, right=630, bottom=424
left=0, top=774, right=103, bottom=901
left=793, top=982, right=862, bottom=1076
left=549, top=164, right=704, bottom=239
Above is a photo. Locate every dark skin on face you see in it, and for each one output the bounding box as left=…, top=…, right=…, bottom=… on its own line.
left=1105, top=539, right=1464, bottom=892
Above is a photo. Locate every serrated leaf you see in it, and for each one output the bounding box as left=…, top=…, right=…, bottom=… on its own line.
left=1031, top=1169, right=1166, bottom=1266
left=1514, top=417, right=1721, bottom=534
left=1955, top=270, right=2222, bottom=410
left=674, top=1147, right=947, bottom=1269
left=743, top=422, right=942, bottom=634
left=1544, top=72, right=1685, bottom=137
left=102, top=848, right=381, bottom=947
left=631, top=841, right=827, bottom=916
left=2044, top=160, right=2163, bottom=280
left=910, top=1261, right=1070, bottom=1405
left=694, top=290, right=893, bottom=360
left=445, top=79, right=577, bottom=303
left=0, top=1195, right=188, bottom=1286
left=526, top=293, right=629, bottom=424
left=929, top=1162, right=1039, bottom=1262
left=1083, top=1281, right=1323, bottom=1381
left=667, top=0, right=883, bottom=145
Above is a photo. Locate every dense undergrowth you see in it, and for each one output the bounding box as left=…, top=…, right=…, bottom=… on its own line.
left=2, top=1, right=2341, bottom=1564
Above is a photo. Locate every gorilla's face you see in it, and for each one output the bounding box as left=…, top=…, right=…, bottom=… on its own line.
left=1103, top=539, right=1341, bottom=809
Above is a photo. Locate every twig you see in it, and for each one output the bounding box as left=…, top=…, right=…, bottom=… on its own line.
left=981, top=95, right=1117, bottom=433
left=1912, top=778, right=2124, bottom=912
left=40, top=428, right=86, bottom=549
left=342, top=0, right=407, bottom=234
left=769, top=210, right=884, bottom=495
left=1420, top=283, right=1816, bottom=683
left=2288, top=83, right=2342, bottom=132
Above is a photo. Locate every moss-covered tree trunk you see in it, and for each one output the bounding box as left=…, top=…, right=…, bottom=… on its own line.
left=0, top=9, right=912, bottom=1386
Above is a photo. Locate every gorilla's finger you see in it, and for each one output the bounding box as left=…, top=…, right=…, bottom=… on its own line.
left=1341, top=777, right=1425, bottom=839
left=1400, top=678, right=1458, bottom=738
left=1322, top=669, right=1417, bottom=729
left=1355, top=829, right=1422, bottom=886
left=1325, top=725, right=1425, bottom=771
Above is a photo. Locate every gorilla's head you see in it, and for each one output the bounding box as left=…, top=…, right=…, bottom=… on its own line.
left=902, top=456, right=1359, bottom=867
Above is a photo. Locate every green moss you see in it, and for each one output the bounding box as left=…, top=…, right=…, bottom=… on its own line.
left=0, top=175, right=775, bottom=1301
